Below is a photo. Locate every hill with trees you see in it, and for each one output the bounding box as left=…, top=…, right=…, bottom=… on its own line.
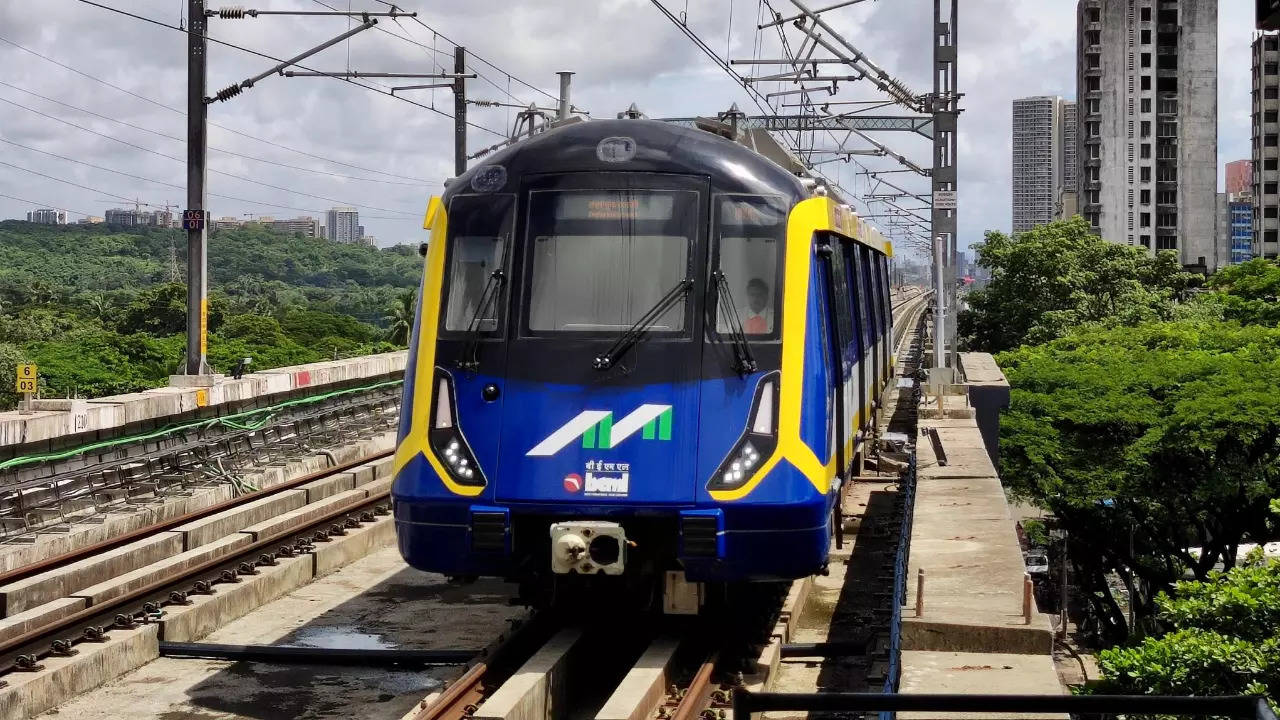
left=0, top=221, right=421, bottom=408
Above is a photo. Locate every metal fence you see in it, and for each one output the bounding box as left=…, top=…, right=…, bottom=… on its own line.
left=882, top=450, right=916, bottom=697
left=734, top=691, right=1279, bottom=720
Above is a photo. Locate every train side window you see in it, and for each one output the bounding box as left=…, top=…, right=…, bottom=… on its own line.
left=871, top=251, right=886, bottom=339
left=847, top=244, right=871, bottom=354
left=442, top=193, right=515, bottom=332
left=859, top=246, right=881, bottom=341
left=876, top=255, right=890, bottom=334
left=824, top=234, right=854, bottom=351
left=714, top=195, right=787, bottom=337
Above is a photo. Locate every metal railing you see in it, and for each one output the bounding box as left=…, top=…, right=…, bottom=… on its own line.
left=734, top=692, right=1279, bottom=720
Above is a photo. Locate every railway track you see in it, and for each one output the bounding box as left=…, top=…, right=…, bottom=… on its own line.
left=0, top=432, right=401, bottom=720
left=408, top=297, right=932, bottom=720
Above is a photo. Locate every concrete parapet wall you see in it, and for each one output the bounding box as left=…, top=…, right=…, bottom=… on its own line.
left=0, top=351, right=406, bottom=454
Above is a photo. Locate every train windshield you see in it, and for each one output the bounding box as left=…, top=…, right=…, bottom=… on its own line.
left=443, top=194, right=515, bottom=332
left=526, top=188, right=697, bottom=334
left=714, top=195, right=786, bottom=338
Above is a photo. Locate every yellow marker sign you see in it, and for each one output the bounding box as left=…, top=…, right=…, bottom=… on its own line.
left=199, top=299, right=208, bottom=356
left=15, top=364, right=37, bottom=394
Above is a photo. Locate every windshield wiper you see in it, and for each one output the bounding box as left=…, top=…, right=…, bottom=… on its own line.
left=456, top=268, right=506, bottom=372
left=711, top=270, right=758, bottom=376
left=593, top=278, right=693, bottom=371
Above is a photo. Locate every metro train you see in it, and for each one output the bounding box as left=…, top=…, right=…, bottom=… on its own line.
left=391, top=117, right=894, bottom=611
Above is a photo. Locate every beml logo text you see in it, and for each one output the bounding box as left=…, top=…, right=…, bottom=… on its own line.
left=562, top=473, right=583, bottom=493
left=585, top=472, right=629, bottom=497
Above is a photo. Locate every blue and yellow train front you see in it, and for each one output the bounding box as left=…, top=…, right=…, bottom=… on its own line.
left=390, top=119, right=891, bottom=606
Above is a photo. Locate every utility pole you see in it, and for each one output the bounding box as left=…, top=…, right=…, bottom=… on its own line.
left=932, top=0, right=960, bottom=369
left=185, top=0, right=209, bottom=377
left=454, top=46, right=467, bottom=176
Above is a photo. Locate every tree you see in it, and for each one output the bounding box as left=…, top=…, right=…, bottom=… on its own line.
left=1205, top=258, right=1280, bottom=327
left=998, top=321, right=1280, bottom=642
left=384, top=290, right=416, bottom=346
left=958, top=218, right=1200, bottom=352
left=115, top=284, right=227, bottom=336
left=1093, top=556, right=1280, bottom=705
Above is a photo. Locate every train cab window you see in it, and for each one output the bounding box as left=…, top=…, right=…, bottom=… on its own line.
left=714, top=195, right=787, bottom=337
left=443, top=194, right=515, bottom=332
left=526, top=189, right=696, bottom=333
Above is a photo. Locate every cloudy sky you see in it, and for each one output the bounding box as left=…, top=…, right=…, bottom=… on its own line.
left=0, top=0, right=1259, bottom=261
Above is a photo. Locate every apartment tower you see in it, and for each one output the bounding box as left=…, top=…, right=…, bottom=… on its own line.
left=1012, top=96, right=1073, bottom=232
left=1253, top=33, right=1280, bottom=259
left=1076, top=0, right=1218, bottom=271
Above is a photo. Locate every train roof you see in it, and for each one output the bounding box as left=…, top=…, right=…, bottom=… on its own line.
left=437, top=116, right=891, bottom=256
left=444, top=119, right=808, bottom=202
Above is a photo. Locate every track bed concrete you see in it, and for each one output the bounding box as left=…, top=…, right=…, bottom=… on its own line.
left=34, top=546, right=522, bottom=720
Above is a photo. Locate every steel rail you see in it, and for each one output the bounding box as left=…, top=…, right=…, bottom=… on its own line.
left=0, top=485, right=392, bottom=663
left=670, top=651, right=720, bottom=720
left=412, top=614, right=551, bottom=720
left=0, top=449, right=393, bottom=587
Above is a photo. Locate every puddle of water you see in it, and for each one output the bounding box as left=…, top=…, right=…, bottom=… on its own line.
left=289, top=626, right=397, bottom=650
left=377, top=672, right=443, bottom=694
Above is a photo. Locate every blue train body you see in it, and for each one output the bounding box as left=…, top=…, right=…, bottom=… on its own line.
left=392, top=119, right=893, bottom=607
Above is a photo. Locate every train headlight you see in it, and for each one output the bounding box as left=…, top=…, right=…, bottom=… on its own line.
left=428, top=368, right=486, bottom=488
left=706, top=371, right=780, bottom=492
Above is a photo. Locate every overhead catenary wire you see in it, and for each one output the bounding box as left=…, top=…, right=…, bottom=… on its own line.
left=0, top=136, right=409, bottom=220
left=67, top=0, right=506, bottom=138
left=0, top=190, right=96, bottom=219
left=0, top=79, right=431, bottom=188
left=0, top=96, right=419, bottom=216
left=0, top=34, right=436, bottom=184
left=0, top=158, right=167, bottom=209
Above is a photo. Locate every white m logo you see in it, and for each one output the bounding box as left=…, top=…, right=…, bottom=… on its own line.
left=526, top=404, right=673, bottom=457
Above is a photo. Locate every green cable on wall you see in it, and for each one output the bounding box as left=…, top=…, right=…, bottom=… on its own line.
left=0, top=379, right=404, bottom=472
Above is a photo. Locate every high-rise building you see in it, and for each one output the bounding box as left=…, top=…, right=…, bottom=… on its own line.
left=263, top=216, right=320, bottom=237
left=326, top=207, right=359, bottom=244
left=104, top=208, right=171, bottom=227
left=26, top=209, right=67, bottom=225
left=1229, top=191, right=1255, bottom=265
left=1061, top=100, right=1078, bottom=209
left=1012, top=96, right=1067, bottom=232
left=1226, top=159, right=1253, bottom=195
left=1253, top=33, right=1280, bottom=259
left=1077, top=0, right=1219, bottom=271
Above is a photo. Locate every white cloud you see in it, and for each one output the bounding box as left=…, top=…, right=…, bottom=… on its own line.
left=0, top=0, right=1254, bottom=260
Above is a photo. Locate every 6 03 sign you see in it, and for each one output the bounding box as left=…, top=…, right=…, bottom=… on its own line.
left=15, top=364, right=36, bottom=394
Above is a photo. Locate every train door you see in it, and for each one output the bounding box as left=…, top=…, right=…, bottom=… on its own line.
left=848, top=244, right=873, bottom=437
left=876, top=255, right=891, bottom=382
left=869, top=251, right=887, bottom=389
left=431, top=193, right=518, bottom=493
left=857, top=245, right=882, bottom=405
left=697, top=194, right=787, bottom=500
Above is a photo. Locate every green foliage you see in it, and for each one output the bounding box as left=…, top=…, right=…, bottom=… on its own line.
left=219, top=314, right=286, bottom=346
left=1156, top=560, right=1280, bottom=642
left=1096, top=629, right=1277, bottom=699
left=1094, top=561, right=1280, bottom=705
left=1206, top=258, right=1280, bottom=326
left=0, top=222, right=420, bottom=409
left=998, top=321, right=1280, bottom=640
left=958, top=218, right=1200, bottom=352
left=115, top=284, right=228, bottom=336
left=383, top=290, right=416, bottom=345
left=280, top=309, right=377, bottom=347
left=1020, top=518, right=1049, bottom=548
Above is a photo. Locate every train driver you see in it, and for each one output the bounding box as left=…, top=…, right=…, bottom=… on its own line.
left=743, top=278, right=774, bottom=334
